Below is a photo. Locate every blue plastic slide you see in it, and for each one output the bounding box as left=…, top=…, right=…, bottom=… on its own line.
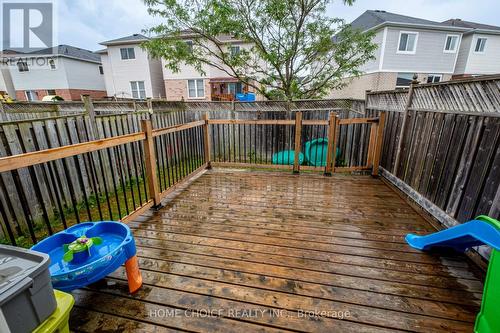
left=406, top=217, right=500, bottom=252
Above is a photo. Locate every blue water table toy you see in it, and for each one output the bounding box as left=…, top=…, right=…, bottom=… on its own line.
left=406, top=215, right=500, bottom=333
left=31, top=221, right=142, bottom=293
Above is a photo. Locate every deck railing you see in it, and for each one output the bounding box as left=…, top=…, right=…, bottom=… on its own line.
left=0, top=112, right=384, bottom=247
left=206, top=112, right=386, bottom=175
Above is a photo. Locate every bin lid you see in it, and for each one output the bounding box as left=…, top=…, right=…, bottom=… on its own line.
left=0, top=244, right=50, bottom=302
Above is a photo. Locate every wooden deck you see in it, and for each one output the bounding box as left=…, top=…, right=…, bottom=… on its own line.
left=70, top=169, right=484, bottom=333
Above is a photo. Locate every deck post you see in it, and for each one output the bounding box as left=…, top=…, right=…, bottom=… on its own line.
left=324, top=112, right=337, bottom=176
left=141, top=119, right=161, bottom=206
left=372, top=111, right=386, bottom=177
left=203, top=113, right=212, bottom=169
left=293, top=111, right=303, bottom=174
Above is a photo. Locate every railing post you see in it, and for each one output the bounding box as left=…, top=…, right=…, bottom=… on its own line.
left=81, top=95, right=98, bottom=140
left=324, top=112, right=338, bottom=176
left=293, top=111, right=303, bottom=174
left=141, top=119, right=161, bottom=206
left=372, top=111, right=386, bottom=177
left=203, top=113, right=212, bottom=169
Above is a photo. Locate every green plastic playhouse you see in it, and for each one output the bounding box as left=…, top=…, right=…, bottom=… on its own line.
left=475, top=216, right=500, bottom=333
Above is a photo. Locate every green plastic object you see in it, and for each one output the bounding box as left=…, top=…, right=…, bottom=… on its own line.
left=33, top=290, right=74, bottom=333
left=474, top=216, right=500, bottom=333
left=272, top=150, right=304, bottom=165
left=304, top=138, right=328, bottom=166
left=62, top=236, right=102, bottom=262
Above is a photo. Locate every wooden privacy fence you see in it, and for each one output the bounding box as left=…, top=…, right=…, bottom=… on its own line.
left=365, top=76, right=500, bottom=244
left=0, top=112, right=385, bottom=246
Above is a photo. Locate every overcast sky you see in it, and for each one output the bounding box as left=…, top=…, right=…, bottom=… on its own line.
left=56, top=0, right=500, bottom=51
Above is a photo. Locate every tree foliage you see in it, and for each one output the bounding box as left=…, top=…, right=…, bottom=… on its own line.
left=143, top=0, right=376, bottom=100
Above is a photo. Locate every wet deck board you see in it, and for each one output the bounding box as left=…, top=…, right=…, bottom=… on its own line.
left=70, top=169, right=483, bottom=333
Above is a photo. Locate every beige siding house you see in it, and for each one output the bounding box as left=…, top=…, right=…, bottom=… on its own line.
left=444, top=19, right=500, bottom=77
left=330, top=11, right=500, bottom=99
left=98, top=34, right=165, bottom=99
left=162, top=33, right=261, bottom=101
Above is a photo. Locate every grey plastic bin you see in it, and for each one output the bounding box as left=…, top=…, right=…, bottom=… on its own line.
left=0, top=244, right=56, bottom=333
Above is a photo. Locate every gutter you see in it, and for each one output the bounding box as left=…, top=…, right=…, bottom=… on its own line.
left=364, top=21, right=470, bottom=33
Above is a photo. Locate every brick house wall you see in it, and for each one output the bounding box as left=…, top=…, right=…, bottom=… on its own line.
left=15, top=89, right=106, bottom=101
left=330, top=72, right=453, bottom=99
left=165, top=79, right=212, bottom=101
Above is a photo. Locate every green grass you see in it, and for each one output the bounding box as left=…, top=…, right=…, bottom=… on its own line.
left=1, top=158, right=204, bottom=248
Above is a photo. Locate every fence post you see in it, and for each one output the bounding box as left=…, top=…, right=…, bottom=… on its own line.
left=393, top=80, right=417, bottom=176
left=203, top=113, right=212, bottom=169
left=366, top=121, right=377, bottom=168
left=324, top=112, right=338, bottom=176
left=81, top=95, right=98, bottom=139
left=147, top=98, right=153, bottom=114
left=293, top=111, right=303, bottom=174
left=372, top=111, right=386, bottom=177
left=141, top=119, right=161, bottom=206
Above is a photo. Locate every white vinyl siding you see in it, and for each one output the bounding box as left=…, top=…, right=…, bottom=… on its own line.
left=187, top=79, right=204, bottom=98
left=130, top=81, right=146, bottom=99
left=383, top=28, right=459, bottom=73
left=397, top=32, right=418, bottom=54
left=444, top=35, right=459, bottom=53
left=120, top=47, right=136, bottom=60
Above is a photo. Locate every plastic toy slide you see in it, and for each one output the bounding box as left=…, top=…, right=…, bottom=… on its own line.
left=272, top=150, right=304, bottom=165
left=31, top=221, right=142, bottom=293
left=406, top=215, right=500, bottom=333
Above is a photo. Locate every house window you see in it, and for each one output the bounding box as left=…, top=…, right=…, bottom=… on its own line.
left=397, top=32, right=418, bottom=53
left=98, top=65, right=104, bottom=74
left=48, top=59, right=56, bottom=70
left=185, top=41, right=193, bottom=53
left=474, top=38, right=487, bottom=53
left=25, top=90, right=38, bottom=101
left=47, top=89, right=57, bottom=95
left=130, top=81, right=146, bottom=99
left=427, top=74, right=442, bottom=83
left=120, top=47, right=135, bottom=60
left=17, top=60, right=29, bottom=72
left=444, top=35, right=459, bottom=53
left=187, top=79, right=204, bottom=98
left=228, top=82, right=243, bottom=95
left=396, top=73, right=414, bottom=87
left=230, top=45, right=240, bottom=57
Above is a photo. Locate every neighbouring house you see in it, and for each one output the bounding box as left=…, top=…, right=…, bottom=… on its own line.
left=443, top=19, right=500, bottom=78
left=330, top=10, right=500, bottom=99
left=98, top=34, right=165, bottom=99
left=162, top=32, right=261, bottom=101
left=9, top=45, right=106, bottom=101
